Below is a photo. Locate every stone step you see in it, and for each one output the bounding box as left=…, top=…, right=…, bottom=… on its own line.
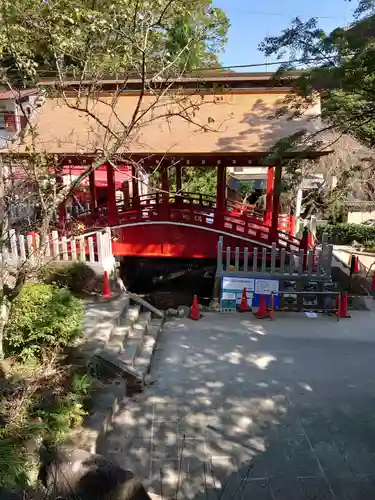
left=106, top=322, right=133, bottom=354
left=108, top=312, right=152, bottom=368
left=130, top=311, right=152, bottom=339
left=134, top=318, right=163, bottom=376
left=117, top=338, right=141, bottom=367
left=124, top=304, right=141, bottom=323
left=95, top=350, right=143, bottom=381
left=83, top=294, right=130, bottom=355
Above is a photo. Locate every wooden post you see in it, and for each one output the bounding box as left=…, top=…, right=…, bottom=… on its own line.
left=264, top=166, right=274, bottom=226
left=89, top=170, right=97, bottom=216
left=215, top=165, right=226, bottom=228
left=270, top=163, right=282, bottom=241
left=176, top=164, right=182, bottom=193
left=160, top=166, right=169, bottom=218
left=106, top=162, right=117, bottom=226
left=122, top=181, right=130, bottom=209
left=131, top=165, right=140, bottom=211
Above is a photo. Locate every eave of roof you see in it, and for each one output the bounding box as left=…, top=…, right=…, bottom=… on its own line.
left=37, top=71, right=303, bottom=92
left=0, top=150, right=332, bottom=167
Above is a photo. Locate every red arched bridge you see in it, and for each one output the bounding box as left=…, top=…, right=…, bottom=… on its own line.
left=57, top=159, right=317, bottom=260
left=71, top=191, right=304, bottom=259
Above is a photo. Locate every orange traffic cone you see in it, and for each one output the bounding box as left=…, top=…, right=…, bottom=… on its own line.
left=268, top=293, right=275, bottom=320
left=238, top=288, right=251, bottom=312
left=102, top=271, right=112, bottom=298
left=340, top=292, right=351, bottom=319
left=371, top=273, right=375, bottom=296
left=189, top=295, right=201, bottom=320
left=254, top=295, right=268, bottom=319
left=308, top=231, right=314, bottom=248
left=354, top=256, right=360, bottom=274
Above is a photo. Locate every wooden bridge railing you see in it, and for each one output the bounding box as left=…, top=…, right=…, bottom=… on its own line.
left=69, top=191, right=296, bottom=241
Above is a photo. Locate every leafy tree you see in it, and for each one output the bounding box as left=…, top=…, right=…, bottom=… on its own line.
left=181, top=167, right=218, bottom=196
left=0, top=0, right=229, bottom=357
left=258, top=0, right=375, bottom=216
left=0, top=0, right=229, bottom=82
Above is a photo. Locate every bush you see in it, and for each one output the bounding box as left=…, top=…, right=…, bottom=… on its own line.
left=5, top=284, right=83, bottom=359
left=39, top=261, right=97, bottom=295
left=317, top=223, right=375, bottom=245
left=0, top=356, right=95, bottom=487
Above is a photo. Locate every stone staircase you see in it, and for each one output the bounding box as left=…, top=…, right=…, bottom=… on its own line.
left=83, top=292, right=164, bottom=388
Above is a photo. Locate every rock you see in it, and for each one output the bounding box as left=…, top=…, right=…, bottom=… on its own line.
left=209, top=299, right=220, bottom=312
left=177, top=305, right=190, bottom=317
left=38, top=447, right=152, bottom=500
left=166, top=308, right=178, bottom=317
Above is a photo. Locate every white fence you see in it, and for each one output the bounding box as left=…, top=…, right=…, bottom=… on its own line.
left=1, top=227, right=115, bottom=274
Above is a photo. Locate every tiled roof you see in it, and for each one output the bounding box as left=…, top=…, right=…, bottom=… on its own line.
left=7, top=91, right=325, bottom=155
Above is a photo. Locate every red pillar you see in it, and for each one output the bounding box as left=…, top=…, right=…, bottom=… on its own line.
left=264, top=166, right=274, bottom=226
left=270, top=163, right=282, bottom=241
left=215, top=165, right=226, bottom=228
left=89, top=170, right=97, bottom=216
left=131, top=165, right=140, bottom=211
left=106, top=162, right=117, bottom=225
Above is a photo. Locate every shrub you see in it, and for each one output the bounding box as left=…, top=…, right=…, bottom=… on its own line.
left=39, top=261, right=98, bottom=294
left=5, top=284, right=83, bottom=359
left=0, top=437, right=31, bottom=488
left=317, top=223, right=375, bottom=245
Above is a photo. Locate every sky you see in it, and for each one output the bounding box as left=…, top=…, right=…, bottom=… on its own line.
left=212, top=0, right=357, bottom=69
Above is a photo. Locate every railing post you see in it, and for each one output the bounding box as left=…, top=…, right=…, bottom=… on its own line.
left=215, top=165, right=226, bottom=228
left=265, top=166, right=274, bottom=226
left=270, top=163, right=282, bottom=242
left=217, top=236, right=223, bottom=276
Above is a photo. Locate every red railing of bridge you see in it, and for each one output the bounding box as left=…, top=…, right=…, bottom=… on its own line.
left=67, top=192, right=298, bottom=250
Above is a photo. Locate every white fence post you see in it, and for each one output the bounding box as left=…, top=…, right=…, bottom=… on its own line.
left=9, top=229, right=18, bottom=261
left=61, top=236, right=68, bottom=261
left=97, top=231, right=104, bottom=265
left=18, top=234, right=26, bottom=262
left=2, top=226, right=115, bottom=272
left=51, top=230, right=60, bottom=259
left=27, top=233, right=35, bottom=264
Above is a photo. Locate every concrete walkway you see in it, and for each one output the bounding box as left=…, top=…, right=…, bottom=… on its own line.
left=99, top=310, right=375, bottom=499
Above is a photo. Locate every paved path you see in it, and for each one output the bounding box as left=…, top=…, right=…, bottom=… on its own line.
left=99, top=311, right=375, bottom=499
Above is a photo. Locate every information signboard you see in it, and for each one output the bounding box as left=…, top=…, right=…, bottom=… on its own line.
left=220, top=276, right=280, bottom=311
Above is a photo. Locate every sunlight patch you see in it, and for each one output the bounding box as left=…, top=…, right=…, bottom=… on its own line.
left=248, top=354, right=276, bottom=370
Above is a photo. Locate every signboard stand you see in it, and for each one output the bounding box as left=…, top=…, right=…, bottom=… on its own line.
left=220, top=276, right=280, bottom=312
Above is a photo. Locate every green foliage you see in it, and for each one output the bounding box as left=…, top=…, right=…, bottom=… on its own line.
left=0, top=358, right=94, bottom=487
left=0, top=0, right=229, bottom=84
left=317, top=222, right=375, bottom=244
left=5, top=284, right=83, bottom=359
left=39, top=262, right=97, bottom=294
left=182, top=167, right=218, bottom=195
left=0, top=438, right=31, bottom=489
left=258, top=2, right=375, bottom=148
left=239, top=180, right=255, bottom=202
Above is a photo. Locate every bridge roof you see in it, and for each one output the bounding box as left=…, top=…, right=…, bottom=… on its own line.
left=7, top=89, right=328, bottom=159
